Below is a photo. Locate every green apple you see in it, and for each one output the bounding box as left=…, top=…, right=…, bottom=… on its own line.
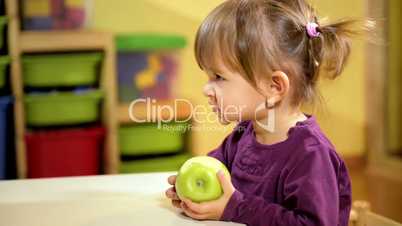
left=175, top=156, right=230, bottom=203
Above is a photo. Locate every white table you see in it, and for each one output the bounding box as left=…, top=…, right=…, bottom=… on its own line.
left=0, top=172, right=244, bottom=226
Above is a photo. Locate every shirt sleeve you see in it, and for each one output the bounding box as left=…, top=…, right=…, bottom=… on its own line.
left=220, top=146, right=345, bottom=226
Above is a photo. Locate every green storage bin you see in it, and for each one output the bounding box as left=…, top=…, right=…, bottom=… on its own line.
left=116, top=34, right=187, bottom=51
left=22, top=53, right=102, bottom=87
left=0, top=17, right=7, bottom=50
left=0, top=56, right=10, bottom=88
left=24, top=90, right=103, bottom=126
left=119, top=122, right=186, bottom=156
left=120, top=153, right=191, bottom=173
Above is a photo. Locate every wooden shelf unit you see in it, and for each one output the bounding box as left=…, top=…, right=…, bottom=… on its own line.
left=6, top=0, right=119, bottom=178
left=5, top=0, right=192, bottom=178
left=19, top=30, right=113, bottom=53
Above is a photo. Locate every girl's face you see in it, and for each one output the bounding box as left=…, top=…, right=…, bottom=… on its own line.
left=202, top=63, right=267, bottom=124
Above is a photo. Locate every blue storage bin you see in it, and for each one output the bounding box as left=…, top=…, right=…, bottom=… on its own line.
left=21, top=0, right=88, bottom=30
left=115, top=34, right=187, bottom=103
left=117, top=52, right=178, bottom=102
left=0, top=96, right=13, bottom=179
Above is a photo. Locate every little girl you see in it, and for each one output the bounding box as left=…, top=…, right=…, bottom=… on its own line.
left=166, top=0, right=358, bottom=225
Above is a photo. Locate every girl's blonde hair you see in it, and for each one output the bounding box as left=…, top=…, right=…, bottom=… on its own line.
left=195, top=0, right=364, bottom=105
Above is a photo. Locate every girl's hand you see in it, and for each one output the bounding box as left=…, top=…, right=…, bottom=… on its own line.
left=165, top=175, right=182, bottom=209
left=180, top=170, right=235, bottom=221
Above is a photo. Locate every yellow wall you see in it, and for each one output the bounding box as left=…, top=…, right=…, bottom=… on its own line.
left=92, top=0, right=366, bottom=157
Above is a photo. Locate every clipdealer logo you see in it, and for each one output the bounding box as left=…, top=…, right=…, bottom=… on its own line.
left=128, top=98, right=193, bottom=127
left=128, top=98, right=275, bottom=132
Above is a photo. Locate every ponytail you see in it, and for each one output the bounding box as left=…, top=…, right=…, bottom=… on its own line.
left=318, top=19, right=358, bottom=79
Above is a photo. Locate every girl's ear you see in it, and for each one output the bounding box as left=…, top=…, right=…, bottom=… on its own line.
left=266, top=70, right=290, bottom=104
left=271, top=71, right=290, bottom=94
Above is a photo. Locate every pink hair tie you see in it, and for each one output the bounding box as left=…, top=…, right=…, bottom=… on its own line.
left=306, top=22, right=320, bottom=38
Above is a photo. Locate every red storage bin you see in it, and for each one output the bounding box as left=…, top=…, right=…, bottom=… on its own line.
left=26, top=127, right=104, bottom=178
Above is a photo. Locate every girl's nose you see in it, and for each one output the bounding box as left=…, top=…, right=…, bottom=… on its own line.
left=203, top=83, right=215, bottom=98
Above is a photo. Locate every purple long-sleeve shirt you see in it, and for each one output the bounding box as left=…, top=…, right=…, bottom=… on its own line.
left=208, top=115, right=352, bottom=226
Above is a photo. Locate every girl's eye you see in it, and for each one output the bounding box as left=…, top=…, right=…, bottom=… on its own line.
left=215, top=74, right=225, bottom=81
